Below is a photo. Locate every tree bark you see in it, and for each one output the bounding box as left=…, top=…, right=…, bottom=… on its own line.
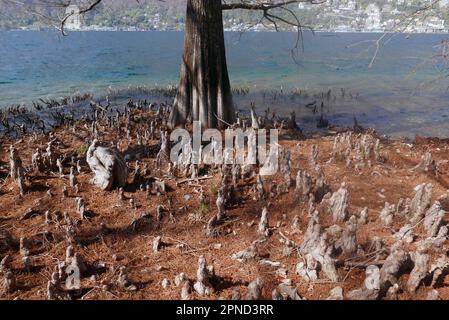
left=169, top=0, right=235, bottom=129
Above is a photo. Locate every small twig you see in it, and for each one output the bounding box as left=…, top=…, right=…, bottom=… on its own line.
left=344, top=248, right=386, bottom=262
left=342, top=256, right=379, bottom=283
left=311, top=279, right=343, bottom=284
left=182, top=247, right=210, bottom=255
left=278, top=231, right=295, bottom=245
left=214, top=113, right=232, bottom=127
left=176, top=176, right=213, bottom=185
left=164, top=236, right=197, bottom=251
left=80, top=287, right=98, bottom=300
left=0, top=172, right=11, bottom=189
left=410, top=216, right=426, bottom=230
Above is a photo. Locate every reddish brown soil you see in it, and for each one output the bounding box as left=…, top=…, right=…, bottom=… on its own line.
left=0, top=109, right=448, bottom=300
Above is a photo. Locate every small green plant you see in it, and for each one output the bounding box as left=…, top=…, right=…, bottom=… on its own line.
left=210, top=182, right=218, bottom=195
left=76, top=144, right=88, bottom=156
left=199, top=202, right=209, bottom=216
left=359, top=145, right=366, bottom=159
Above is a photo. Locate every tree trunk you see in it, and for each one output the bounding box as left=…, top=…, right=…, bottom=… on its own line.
left=169, top=0, right=235, bottom=129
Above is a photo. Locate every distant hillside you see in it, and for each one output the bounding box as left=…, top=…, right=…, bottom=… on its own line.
left=1, top=0, right=449, bottom=32
left=0, top=0, right=186, bottom=30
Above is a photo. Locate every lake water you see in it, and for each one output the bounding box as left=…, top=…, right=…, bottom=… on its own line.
left=1, top=31, right=449, bottom=138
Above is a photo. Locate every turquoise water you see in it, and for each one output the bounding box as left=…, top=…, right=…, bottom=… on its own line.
left=1, top=31, right=449, bottom=137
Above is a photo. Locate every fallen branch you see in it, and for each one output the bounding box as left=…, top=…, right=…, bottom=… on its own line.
left=164, top=236, right=197, bottom=251
left=342, top=256, right=382, bottom=283
left=176, top=176, right=214, bottom=185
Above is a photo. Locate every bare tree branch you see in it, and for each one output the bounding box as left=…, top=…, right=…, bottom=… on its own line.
left=60, top=0, right=103, bottom=35
left=221, top=0, right=323, bottom=62
left=346, top=0, right=445, bottom=69
left=222, top=0, right=324, bottom=11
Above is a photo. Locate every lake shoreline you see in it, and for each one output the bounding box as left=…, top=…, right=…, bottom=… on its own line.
left=3, top=29, right=449, bottom=35
left=1, top=86, right=448, bottom=141
left=2, top=31, right=449, bottom=138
